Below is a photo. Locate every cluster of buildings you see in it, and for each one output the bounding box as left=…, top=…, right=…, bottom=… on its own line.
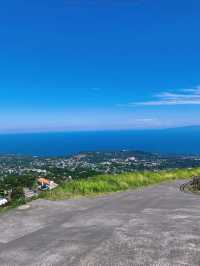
left=1, top=152, right=200, bottom=208
left=2, top=152, right=200, bottom=180
left=0, top=177, right=58, bottom=207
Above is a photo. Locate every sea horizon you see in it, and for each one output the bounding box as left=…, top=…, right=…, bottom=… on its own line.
left=0, top=126, right=199, bottom=157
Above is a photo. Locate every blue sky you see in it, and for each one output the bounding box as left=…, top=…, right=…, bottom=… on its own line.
left=1, top=0, right=200, bottom=133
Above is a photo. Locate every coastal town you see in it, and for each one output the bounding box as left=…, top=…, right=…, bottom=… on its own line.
left=1, top=150, right=200, bottom=177
left=1, top=150, right=200, bottom=207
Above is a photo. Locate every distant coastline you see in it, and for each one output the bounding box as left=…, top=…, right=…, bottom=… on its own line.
left=0, top=126, right=199, bottom=156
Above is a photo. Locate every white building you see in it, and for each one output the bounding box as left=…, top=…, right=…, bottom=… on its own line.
left=0, top=198, right=8, bottom=206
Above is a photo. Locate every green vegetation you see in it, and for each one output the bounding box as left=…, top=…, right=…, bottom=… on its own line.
left=0, top=174, right=36, bottom=213
left=0, top=198, right=26, bottom=214
left=40, top=167, right=200, bottom=200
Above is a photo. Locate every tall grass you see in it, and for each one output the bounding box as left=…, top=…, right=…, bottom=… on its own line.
left=40, top=168, right=200, bottom=200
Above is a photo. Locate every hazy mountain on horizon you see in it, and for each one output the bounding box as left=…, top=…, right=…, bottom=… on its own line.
left=2, top=124, right=200, bottom=136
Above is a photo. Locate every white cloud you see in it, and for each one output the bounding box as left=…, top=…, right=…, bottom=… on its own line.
left=132, top=85, right=200, bottom=106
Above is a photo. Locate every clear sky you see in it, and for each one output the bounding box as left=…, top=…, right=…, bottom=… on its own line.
left=1, top=0, right=200, bottom=133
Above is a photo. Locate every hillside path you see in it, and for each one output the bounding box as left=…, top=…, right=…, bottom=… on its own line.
left=1, top=180, right=200, bottom=266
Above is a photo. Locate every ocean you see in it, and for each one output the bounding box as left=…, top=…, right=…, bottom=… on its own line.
left=0, top=127, right=199, bottom=156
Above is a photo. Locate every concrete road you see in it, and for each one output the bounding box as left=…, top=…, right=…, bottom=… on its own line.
left=1, top=180, right=200, bottom=266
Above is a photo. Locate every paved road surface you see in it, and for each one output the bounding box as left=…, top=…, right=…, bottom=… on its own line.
left=1, top=180, right=200, bottom=266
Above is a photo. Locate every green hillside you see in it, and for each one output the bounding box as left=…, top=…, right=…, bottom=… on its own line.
left=40, top=168, right=200, bottom=200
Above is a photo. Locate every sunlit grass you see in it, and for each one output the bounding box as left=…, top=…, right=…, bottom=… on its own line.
left=40, top=168, right=200, bottom=200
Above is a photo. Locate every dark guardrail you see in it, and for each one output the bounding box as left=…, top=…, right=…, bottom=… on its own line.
left=180, top=180, right=193, bottom=192
left=180, top=176, right=200, bottom=193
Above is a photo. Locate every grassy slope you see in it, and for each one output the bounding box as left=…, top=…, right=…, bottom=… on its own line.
left=40, top=168, right=200, bottom=200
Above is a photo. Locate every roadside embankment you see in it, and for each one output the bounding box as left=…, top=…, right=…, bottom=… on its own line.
left=39, top=168, right=200, bottom=200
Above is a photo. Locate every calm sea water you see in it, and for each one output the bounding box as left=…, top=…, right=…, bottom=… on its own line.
left=0, top=127, right=199, bottom=156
